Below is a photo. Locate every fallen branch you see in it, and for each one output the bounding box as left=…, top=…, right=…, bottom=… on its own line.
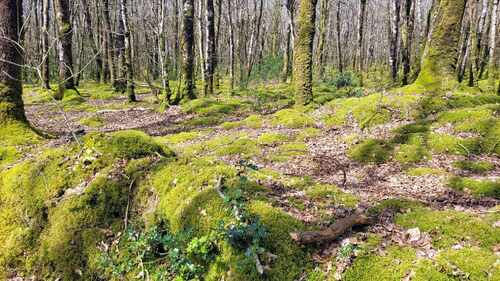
left=290, top=212, right=374, bottom=244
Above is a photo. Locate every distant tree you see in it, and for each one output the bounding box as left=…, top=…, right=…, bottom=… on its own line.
left=41, top=0, right=51, bottom=89
left=415, top=0, right=467, bottom=90
left=119, top=0, right=136, bottom=102
left=175, top=0, right=196, bottom=104
left=294, top=0, right=318, bottom=106
left=205, top=0, right=216, bottom=96
left=0, top=0, right=27, bottom=124
left=54, top=0, right=76, bottom=99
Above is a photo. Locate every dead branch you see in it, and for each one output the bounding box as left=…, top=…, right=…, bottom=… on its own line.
left=290, top=212, right=374, bottom=244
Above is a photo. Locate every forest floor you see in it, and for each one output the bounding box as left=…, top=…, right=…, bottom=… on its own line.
left=1, top=80, right=499, bottom=280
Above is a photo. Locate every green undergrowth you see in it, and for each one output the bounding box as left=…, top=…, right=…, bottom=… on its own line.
left=305, top=184, right=358, bottom=208
left=257, top=132, right=291, bottom=146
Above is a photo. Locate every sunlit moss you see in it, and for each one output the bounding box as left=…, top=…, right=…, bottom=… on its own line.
left=348, top=138, right=393, bottom=164
left=271, top=109, right=315, bottom=128
left=448, top=177, right=500, bottom=199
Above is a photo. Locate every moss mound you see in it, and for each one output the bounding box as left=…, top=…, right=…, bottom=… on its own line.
left=447, top=177, right=500, bottom=199
left=271, top=109, right=315, bottom=128
left=349, top=139, right=393, bottom=164
left=84, top=130, right=174, bottom=160
left=0, top=129, right=175, bottom=279
left=148, top=157, right=310, bottom=280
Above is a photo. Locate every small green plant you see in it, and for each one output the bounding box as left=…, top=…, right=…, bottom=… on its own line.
left=329, top=72, right=360, bottom=89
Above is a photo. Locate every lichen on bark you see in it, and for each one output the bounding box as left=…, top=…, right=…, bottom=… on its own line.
left=293, top=0, right=318, bottom=105
left=415, top=0, right=467, bottom=91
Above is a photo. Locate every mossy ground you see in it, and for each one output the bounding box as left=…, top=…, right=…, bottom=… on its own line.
left=3, top=80, right=499, bottom=280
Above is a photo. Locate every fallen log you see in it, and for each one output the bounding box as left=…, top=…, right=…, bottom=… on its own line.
left=290, top=212, right=374, bottom=244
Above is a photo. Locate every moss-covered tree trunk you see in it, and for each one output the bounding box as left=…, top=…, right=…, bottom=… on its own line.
left=0, top=0, right=27, bottom=124
left=415, top=0, right=467, bottom=90
left=177, top=0, right=196, bottom=103
left=54, top=0, right=76, bottom=100
left=294, top=0, right=318, bottom=106
left=119, top=0, right=136, bottom=102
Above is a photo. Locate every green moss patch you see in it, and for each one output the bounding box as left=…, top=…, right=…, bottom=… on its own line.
left=435, top=247, right=499, bottom=281
left=348, top=139, right=393, bottom=164
left=257, top=132, right=290, bottom=146
left=452, top=160, right=495, bottom=173
left=84, top=130, right=174, bottom=159
left=157, top=131, right=201, bottom=145
left=270, top=142, right=308, bottom=162
left=271, top=109, right=315, bottom=128
left=148, top=158, right=310, bottom=280
left=79, top=116, right=104, bottom=128
left=406, top=167, right=447, bottom=177
left=305, top=184, right=358, bottom=208
left=396, top=207, right=500, bottom=248
left=447, top=177, right=500, bottom=199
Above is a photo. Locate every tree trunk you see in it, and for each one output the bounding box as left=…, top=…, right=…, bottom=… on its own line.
left=488, top=0, right=499, bottom=88
left=415, top=0, right=467, bottom=90
left=54, top=0, right=76, bottom=99
left=402, top=0, right=415, bottom=85
left=119, top=0, right=136, bottom=102
left=228, top=0, right=236, bottom=92
left=244, top=0, right=264, bottom=87
left=355, top=0, right=367, bottom=72
left=81, top=0, right=103, bottom=82
left=316, top=0, right=329, bottom=79
left=282, top=0, right=295, bottom=82
left=41, top=0, right=51, bottom=89
left=336, top=0, right=344, bottom=73
left=0, top=0, right=27, bottom=124
left=176, top=0, right=196, bottom=103
left=294, top=0, right=318, bottom=106
left=103, top=0, right=115, bottom=85
left=204, top=0, right=216, bottom=96
left=158, top=0, right=172, bottom=103
left=197, top=0, right=205, bottom=87
left=389, top=0, right=402, bottom=82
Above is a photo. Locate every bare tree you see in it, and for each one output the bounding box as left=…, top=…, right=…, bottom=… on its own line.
left=119, top=0, right=136, bottom=102
left=205, top=0, right=216, bottom=95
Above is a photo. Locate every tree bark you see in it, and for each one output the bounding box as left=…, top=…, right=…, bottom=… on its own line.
left=176, top=0, right=196, bottom=103
left=290, top=212, right=373, bottom=244
left=41, top=0, right=51, bottom=89
left=228, top=0, right=236, bottom=92
left=54, top=0, right=76, bottom=99
left=336, top=0, right=344, bottom=73
left=0, top=0, right=27, bottom=124
left=402, top=0, right=415, bottom=85
left=294, top=0, right=318, bottom=106
left=81, top=0, right=103, bottom=82
left=158, top=0, right=172, bottom=103
left=119, top=0, right=136, bottom=102
left=355, top=0, right=367, bottom=72
left=389, top=0, right=402, bottom=82
left=488, top=0, right=499, bottom=88
left=282, top=0, right=295, bottom=82
left=316, top=0, right=329, bottom=79
left=103, top=0, right=115, bottom=84
left=415, top=0, right=467, bottom=90
left=204, top=0, right=216, bottom=96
